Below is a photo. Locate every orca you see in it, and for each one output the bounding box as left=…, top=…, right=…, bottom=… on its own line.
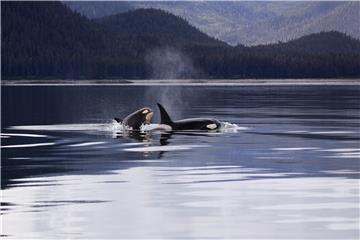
left=156, top=103, right=221, bottom=131
left=114, top=107, right=154, bottom=130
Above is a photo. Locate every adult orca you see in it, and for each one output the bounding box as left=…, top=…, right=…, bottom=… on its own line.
left=114, top=107, right=154, bottom=130
left=156, top=103, right=221, bottom=131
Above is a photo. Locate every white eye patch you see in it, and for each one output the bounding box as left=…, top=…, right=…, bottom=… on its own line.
left=142, top=109, right=149, bottom=114
left=206, top=123, right=218, bottom=130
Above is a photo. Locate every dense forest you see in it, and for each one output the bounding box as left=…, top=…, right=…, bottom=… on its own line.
left=66, top=1, right=360, bottom=46
left=2, top=1, right=360, bottom=79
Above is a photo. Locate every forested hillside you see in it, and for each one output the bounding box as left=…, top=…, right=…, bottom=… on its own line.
left=1, top=1, right=143, bottom=78
left=2, top=1, right=360, bottom=79
left=66, top=1, right=360, bottom=46
left=250, top=32, right=360, bottom=54
left=97, top=8, right=226, bottom=48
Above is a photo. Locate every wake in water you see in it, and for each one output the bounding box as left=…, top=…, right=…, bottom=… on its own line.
left=1, top=119, right=246, bottom=151
left=1, top=121, right=246, bottom=153
left=8, top=121, right=247, bottom=134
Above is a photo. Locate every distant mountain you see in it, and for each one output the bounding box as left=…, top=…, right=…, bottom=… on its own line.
left=65, top=1, right=134, bottom=19
left=2, top=1, right=360, bottom=79
left=1, top=1, right=224, bottom=79
left=96, top=8, right=226, bottom=48
left=66, top=1, right=360, bottom=46
left=1, top=1, right=139, bottom=78
left=251, top=31, right=360, bottom=54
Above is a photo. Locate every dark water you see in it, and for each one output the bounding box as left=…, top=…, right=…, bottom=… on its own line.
left=1, top=85, right=360, bottom=239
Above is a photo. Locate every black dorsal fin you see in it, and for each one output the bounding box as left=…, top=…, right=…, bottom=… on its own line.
left=157, top=103, right=173, bottom=124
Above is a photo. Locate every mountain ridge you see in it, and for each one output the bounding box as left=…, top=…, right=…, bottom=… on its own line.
left=96, top=8, right=227, bottom=48
left=2, top=1, right=360, bottom=80
left=66, top=1, right=360, bottom=46
left=250, top=31, right=360, bottom=54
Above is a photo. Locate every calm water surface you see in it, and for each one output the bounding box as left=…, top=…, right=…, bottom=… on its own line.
left=1, top=85, right=360, bottom=239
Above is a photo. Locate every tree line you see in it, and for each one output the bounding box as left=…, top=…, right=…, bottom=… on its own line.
left=2, top=1, right=360, bottom=79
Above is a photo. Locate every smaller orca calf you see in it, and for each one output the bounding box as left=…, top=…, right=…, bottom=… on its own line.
left=114, top=107, right=154, bottom=130
left=156, top=103, right=221, bottom=131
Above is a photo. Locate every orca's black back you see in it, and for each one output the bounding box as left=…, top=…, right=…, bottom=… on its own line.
left=172, top=118, right=220, bottom=130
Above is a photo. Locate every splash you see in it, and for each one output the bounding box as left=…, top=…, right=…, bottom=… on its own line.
left=220, top=121, right=249, bottom=133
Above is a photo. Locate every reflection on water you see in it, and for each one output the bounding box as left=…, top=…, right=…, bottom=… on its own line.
left=1, top=85, right=360, bottom=239
left=3, top=167, right=359, bottom=239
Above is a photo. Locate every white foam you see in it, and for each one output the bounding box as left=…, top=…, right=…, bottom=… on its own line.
left=107, top=122, right=124, bottom=132
left=220, top=121, right=248, bottom=132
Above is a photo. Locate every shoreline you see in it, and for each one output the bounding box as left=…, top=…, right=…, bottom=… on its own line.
left=1, top=79, right=360, bottom=86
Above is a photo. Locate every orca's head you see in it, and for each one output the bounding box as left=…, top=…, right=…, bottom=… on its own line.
left=140, top=107, right=154, bottom=124
left=122, top=107, right=154, bottom=130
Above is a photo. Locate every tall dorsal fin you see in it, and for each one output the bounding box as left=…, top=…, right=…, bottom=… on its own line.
left=157, top=103, right=173, bottom=124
